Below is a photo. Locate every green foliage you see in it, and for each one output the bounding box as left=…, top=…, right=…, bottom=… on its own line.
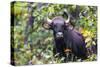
left=11, top=2, right=97, bottom=65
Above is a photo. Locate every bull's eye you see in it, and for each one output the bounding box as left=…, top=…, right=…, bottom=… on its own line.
left=62, top=25, right=65, bottom=27
left=53, top=25, right=55, bottom=27
left=53, top=25, right=56, bottom=27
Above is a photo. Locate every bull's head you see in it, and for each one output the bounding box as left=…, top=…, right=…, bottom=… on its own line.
left=43, top=13, right=71, bottom=38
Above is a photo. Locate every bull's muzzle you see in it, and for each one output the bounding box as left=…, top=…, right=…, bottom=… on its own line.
left=56, top=32, right=63, bottom=38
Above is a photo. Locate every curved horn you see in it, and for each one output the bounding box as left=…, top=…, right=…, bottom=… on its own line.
left=64, top=9, right=70, bottom=23
left=46, top=17, right=52, bottom=24
left=43, top=17, right=52, bottom=29
left=65, top=14, right=70, bottom=23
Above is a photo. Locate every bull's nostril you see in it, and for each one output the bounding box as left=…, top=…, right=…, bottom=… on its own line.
left=56, top=32, right=63, bottom=37
left=57, top=32, right=63, bottom=35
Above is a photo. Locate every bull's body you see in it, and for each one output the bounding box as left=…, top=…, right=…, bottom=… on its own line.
left=54, top=27, right=87, bottom=60
left=43, top=16, right=87, bottom=61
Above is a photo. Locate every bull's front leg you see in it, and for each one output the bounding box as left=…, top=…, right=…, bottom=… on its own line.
left=53, top=45, right=65, bottom=59
left=64, top=48, right=76, bottom=62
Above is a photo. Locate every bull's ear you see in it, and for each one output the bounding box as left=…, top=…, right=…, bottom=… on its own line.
left=42, top=18, right=52, bottom=29
left=64, top=22, right=73, bottom=30
left=42, top=22, right=51, bottom=29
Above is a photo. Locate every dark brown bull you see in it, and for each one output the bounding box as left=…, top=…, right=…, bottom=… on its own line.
left=43, top=12, right=87, bottom=62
